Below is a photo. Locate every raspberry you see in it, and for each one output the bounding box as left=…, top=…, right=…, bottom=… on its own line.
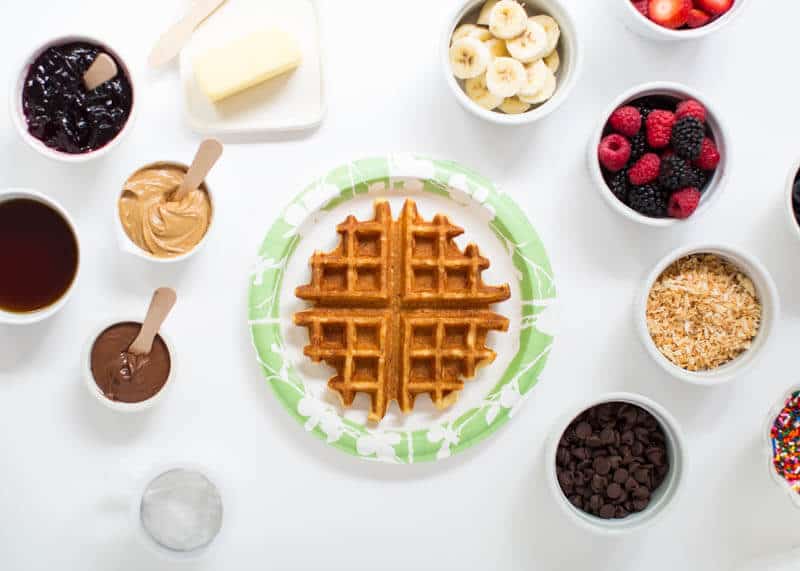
left=671, top=117, right=705, bottom=160
left=693, top=138, right=720, bottom=170
left=646, top=110, right=675, bottom=149
left=609, top=106, right=642, bottom=137
left=629, top=184, right=669, bottom=218
left=628, top=153, right=661, bottom=185
left=675, top=99, right=706, bottom=123
left=632, top=0, right=649, bottom=16
left=668, top=187, right=701, bottom=219
left=659, top=154, right=691, bottom=191
left=598, top=134, right=631, bottom=172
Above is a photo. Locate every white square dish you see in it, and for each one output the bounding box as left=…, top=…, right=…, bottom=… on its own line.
left=179, top=0, right=324, bottom=136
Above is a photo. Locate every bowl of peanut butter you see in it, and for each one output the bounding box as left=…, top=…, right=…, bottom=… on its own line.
left=116, top=161, right=214, bottom=262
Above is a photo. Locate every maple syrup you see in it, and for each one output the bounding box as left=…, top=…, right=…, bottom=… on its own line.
left=0, top=198, right=78, bottom=313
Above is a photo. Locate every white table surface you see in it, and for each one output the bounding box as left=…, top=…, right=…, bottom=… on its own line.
left=2, top=1, right=800, bottom=569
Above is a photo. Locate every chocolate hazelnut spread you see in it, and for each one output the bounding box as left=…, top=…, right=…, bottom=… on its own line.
left=90, top=322, right=170, bottom=403
left=118, top=164, right=212, bottom=258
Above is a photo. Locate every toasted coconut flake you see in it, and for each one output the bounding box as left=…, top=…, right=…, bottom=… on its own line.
left=646, top=254, right=761, bottom=372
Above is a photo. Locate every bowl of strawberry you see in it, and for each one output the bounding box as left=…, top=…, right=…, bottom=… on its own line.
left=619, top=0, right=747, bottom=40
left=589, top=82, right=726, bottom=226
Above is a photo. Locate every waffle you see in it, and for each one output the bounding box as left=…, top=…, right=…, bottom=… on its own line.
left=294, top=199, right=510, bottom=422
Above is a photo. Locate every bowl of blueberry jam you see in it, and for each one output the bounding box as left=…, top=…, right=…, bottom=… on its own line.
left=10, top=36, right=135, bottom=162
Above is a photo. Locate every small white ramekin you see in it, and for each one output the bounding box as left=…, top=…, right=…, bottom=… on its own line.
left=635, top=244, right=778, bottom=385
left=132, top=462, right=225, bottom=561
left=763, top=385, right=800, bottom=511
left=0, top=188, right=80, bottom=325
left=545, top=392, right=687, bottom=535
left=613, top=0, right=749, bottom=41
left=588, top=82, right=729, bottom=228
left=442, top=0, right=582, bottom=126
left=10, top=34, right=137, bottom=163
left=82, top=317, right=176, bottom=412
left=116, top=161, right=215, bottom=264
left=783, top=157, right=800, bottom=242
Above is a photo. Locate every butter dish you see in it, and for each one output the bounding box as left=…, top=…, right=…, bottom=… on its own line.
left=179, top=0, right=324, bottom=135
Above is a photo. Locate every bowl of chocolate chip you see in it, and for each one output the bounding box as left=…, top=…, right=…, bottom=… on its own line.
left=10, top=35, right=136, bottom=162
left=83, top=317, right=175, bottom=412
left=546, top=392, right=687, bottom=534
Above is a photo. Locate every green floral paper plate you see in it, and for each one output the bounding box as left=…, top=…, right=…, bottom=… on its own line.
left=248, top=154, right=555, bottom=463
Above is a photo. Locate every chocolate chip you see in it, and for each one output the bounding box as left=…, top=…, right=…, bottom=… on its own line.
left=570, top=495, right=583, bottom=509
left=625, top=477, right=639, bottom=491
left=586, top=434, right=603, bottom=449
left=621, top=430, right=635, bottom=446
left=633, top=486, right=650, bottom=499
left=599, top=504, right=616, bottom=519
left=557, top=447, right=571, bottom=466
left=633, top=498, right=650, bottom=511
left=575, top=421, right=592, bottom=439
left=592, top=474, right=606, bottom=493
left=594, top=456, right=611, bottom=476
left=607, top=483, right=622, bottom=499
left=600, top=427, right=616, bottom=445
left=635, top=427, right=650, bottom=442
left=613, top=468, right=629, bottom=484
left=589, top=495, right=603, bottom=512
left=632, top=441, right=644, bottom=457
left=646, top=447, right=665, bottom=466
left=615, top=506, right=629, bottom=518
left=634, top=468, right=650, bottom=484
left=571, top=447, right=589, bottom=461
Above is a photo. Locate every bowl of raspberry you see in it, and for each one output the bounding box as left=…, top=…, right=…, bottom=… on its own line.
left=588, top=82, right=727, bottom=227
left=617, top=0, right=748, bottom=40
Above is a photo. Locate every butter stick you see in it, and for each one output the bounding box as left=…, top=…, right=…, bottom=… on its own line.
left=193, top=28, right=302, bottom=103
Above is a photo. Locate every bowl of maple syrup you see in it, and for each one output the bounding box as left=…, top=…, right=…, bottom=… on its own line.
left=0, top=188, right=79, bottom=325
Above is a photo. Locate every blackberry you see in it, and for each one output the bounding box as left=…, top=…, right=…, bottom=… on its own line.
left=659, top=155, right=691, bottom=191
left=687, top=166, right=709, bottom=191
left=628, top=184, right=669, bottom=218
left=629, top=132, right=648, bottom=162
left=671, top=117, right=705, bottom=160
left=608, top=169, right=630, bottom=204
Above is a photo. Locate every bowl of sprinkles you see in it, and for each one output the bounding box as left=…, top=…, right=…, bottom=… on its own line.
left=768, top=388, right=800, bottom=506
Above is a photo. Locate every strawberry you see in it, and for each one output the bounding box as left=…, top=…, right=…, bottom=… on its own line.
left=695, top=0, right=734, bottom=17
left=647, top=0, right=691, bottom=29
left=686, top=8, right=711, bottom=28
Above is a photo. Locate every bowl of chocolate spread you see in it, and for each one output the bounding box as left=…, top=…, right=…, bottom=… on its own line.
left=83, top=318, right=175, bottom=412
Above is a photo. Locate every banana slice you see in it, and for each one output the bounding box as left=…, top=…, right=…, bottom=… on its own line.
left=544, top=49, right=560, bottom=74
left=506, top=19, right=548, bottom=63
left=484, top=38, right=510, bottom=59
left=498, top=97, right=531, bottom=114
left=452, top=24, right=492, bottom=43
left=530, top=15, right=561, bottom=55
left=485, top=56, right=526, bottom=98
left=489, top=0, right=528, bottom=40
left=477, top=0, right=500, bottom=26
left=518, top=70, right=556, bottom=104
left=464, top=74, right=504, bottom=110
left=519, top=59, right=549, bottom=98
left=449, top=37, right=490, bottom=79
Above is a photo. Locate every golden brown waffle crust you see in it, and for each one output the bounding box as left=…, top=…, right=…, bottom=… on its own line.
left=294, top=199, right=510, bottom=422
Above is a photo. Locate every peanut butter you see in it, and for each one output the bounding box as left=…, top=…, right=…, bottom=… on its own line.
left=119, top=164, right=212, bottom=258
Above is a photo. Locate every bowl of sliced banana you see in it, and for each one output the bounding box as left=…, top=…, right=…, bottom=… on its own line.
left=443, top=0, right=581, bottom=125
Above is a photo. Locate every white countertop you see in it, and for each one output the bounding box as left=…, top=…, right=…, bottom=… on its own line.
left=2, top=1, right=800, bottom=569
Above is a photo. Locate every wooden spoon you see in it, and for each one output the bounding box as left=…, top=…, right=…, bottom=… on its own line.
left=128, top=288, right=177, bottom=355
left=148, top=0, right=228, bottom=68
left=83, top=53, right=118, bottom=90
left=173, top=138, right=223, bottom=202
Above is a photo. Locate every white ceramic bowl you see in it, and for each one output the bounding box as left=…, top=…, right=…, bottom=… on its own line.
left=763, top=385, right=800, bottom=510
left=82, top=317, right=176, bottom=412
left=614, top=0, right=749, bottom=41
left=635, top=244, right=778, bottom=385
left=783, top=157, right=800, bottom=242
left=442, top=0, right=582, bottom=125
left=116, top=161, right=215, bottom=264
left=10, top=34, right=137, bottom=163
left=545, top=391, right=687, bottom=535
left=588, top=82, right=729, bottom=227
left=0, top=188, right=80, bottom=325
left=132, top=462, right=225, bottom=561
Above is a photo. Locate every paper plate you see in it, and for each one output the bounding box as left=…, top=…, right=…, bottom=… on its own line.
left=248, top=155, right=555, bottom=463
